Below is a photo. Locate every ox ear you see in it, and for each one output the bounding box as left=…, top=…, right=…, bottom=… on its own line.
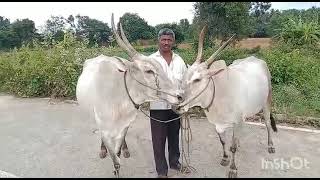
left=130, top=60, right=156, bottom=74
left=207, top=60, right=227, bottom=77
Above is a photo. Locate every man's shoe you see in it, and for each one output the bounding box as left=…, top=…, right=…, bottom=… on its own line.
left=157, top=174, right=168, bottom=178
left=170, top=162, right=191, bottom=174
left=170, top=162, right=183, bottom=170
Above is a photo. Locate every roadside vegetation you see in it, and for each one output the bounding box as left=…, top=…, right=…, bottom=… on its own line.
left=0, top=3, right=319, bottom=127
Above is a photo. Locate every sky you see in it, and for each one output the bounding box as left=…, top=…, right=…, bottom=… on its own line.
left=0, top=2, right=319, bottom=31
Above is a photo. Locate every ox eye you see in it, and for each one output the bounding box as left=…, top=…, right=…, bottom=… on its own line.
left=145, top=70, right=154, bottom=74
left=194, top=79, right=201, bottom=83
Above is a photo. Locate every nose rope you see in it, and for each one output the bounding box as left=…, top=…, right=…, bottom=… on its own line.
left=124, top=70, right=182, bottom=122
left=124, top=70, right=195, bottom=172
left=128, top=69, right=179, bottom=98
left=124, top=70, right=140, bottom=109
left=179, top=77, right=215, bottom=110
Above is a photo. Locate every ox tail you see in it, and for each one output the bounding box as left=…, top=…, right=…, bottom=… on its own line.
left=265, top=61, right=277, bottom=133
left=270, top=113, right=277, bottom=132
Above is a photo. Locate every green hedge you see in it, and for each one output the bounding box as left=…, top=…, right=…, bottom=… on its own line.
left=0, top=39, right=319, bottom=118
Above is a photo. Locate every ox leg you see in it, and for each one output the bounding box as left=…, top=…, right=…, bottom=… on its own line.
left=263, top=107, right=275, bottom=153
left=102, top=135, right=122, bottom=178
left=114, top=126, right=131, bottom=177
left=121, top=127, right=130, bottom=158
left=216, top=129, right=230, bottom=166
left=122, top=138, right=130, bottom=158
left=99, top=141, right=108, bottom=159
left=116, top=127, right=130, bottom=158
left=228, top=125, right=240, bottom=178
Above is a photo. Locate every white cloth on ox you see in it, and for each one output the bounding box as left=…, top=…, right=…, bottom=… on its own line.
left=149, top=50, right=187, bottom=110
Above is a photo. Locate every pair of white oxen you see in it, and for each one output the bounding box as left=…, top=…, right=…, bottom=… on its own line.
left=76, top=14, right=278, bottom=178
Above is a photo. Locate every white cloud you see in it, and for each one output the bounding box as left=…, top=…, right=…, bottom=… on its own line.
left=0, top=2, right=195, bottom=29
left=271, top=2, right=320, bottom=10
left=0, top=2, right=319, bottom=31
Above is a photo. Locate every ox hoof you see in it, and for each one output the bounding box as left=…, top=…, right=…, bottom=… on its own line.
left=99, top=150, right=107, bottom=159
left=228, top=169, right=238, bottom=178
left=220, top=158, right=230, bottom=166
left=268, top=147, right=275, bottom=153
left=113, top=169, right=120, bottom=178
left=123, top=150, right=130, bottom=158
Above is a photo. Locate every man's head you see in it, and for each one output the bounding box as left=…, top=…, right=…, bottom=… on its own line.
left=158, top=28, right=175, bottom=53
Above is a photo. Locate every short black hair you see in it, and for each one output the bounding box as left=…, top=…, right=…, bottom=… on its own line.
left=158, top=28, right=175, bottom=40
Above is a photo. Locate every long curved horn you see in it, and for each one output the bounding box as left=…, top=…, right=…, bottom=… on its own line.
left=205, top=34, right=236, bottom=67
left=119, top=22, right=139, bottom=57
left=111, top=13, right=136, bottom=58
left=192, top=25, right=208, bottom=65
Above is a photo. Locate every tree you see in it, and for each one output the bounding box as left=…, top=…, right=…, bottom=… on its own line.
left=250, top=2, right=271, bottom=17
left=118, top=13, right=155, bottom=42
left=249, top=2, right=272, bottom=37
left=0, top=16, right=10, bottom=30
left=75, top=15, right=112, bottom=47
left=0, top=16, right=12, bottom=49
left=300, top=7, right=320, bottom=25
left=44, top=15, right=67, bottom=42
left=193, top=2, right=251, bottom=44
left=10, top=19, right=37, bottom=48
left=179, top=18, right=192, bottom=41
left=274, top=18, right=320, bottom=46
left=65, top=15, right=76, bottom=31
left=266, top=8, right=320, bottom=38
left=0, top=29, right=19, bottom=50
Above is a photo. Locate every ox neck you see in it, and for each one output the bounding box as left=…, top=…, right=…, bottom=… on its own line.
left=203, top=77, right=215, bottom=112
left=123, top=70, right=144, bottom=109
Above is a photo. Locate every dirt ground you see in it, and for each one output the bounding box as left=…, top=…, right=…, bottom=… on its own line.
left=0, top=95, right=319, bottom=178
left=143, top=38, right=272, bottom=50
left=178, top=38, right=272, bottom=50
left=235, top=38, right=271, bottom=49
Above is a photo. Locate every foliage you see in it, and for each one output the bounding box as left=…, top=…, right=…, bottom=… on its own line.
left=119, top=13, right=155, bottom=42
left=267, top=8, right=320, bottom=37
left=0, top=16, right=10, bottom=30
left=273, top=18, right=320, bottom=46
left=44, top=15, right=66, bottom=42
left=179, top=18, right=192, bottom=41
left=0, top=17, right=38, bottom=50
left=249, top=2, right=272, bottom=37
left=0, top=32, right=127, bottom=98
left=75, top=15, right=112, bottom=47
left=193, top=2, right=252, bottom=41
left=0, top=7, right=320, bottom=121
left=259, top=42, right=319, bottom=91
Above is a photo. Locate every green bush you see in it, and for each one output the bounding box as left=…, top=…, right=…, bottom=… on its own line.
left=0, top=33, right=130, bottom=98
left=257, top=43, right=320, bottom=96
left=0, top=36, right=319, bottom=118
left=274, top=18, right=320, bottom=46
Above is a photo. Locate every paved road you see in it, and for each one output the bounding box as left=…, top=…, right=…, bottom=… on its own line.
left=0, top=95, right=319, bottom=178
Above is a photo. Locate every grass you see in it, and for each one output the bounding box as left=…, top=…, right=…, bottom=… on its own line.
left=0, top=40, right=319, bottom=127
left=272, top=85, right=320, bottom=118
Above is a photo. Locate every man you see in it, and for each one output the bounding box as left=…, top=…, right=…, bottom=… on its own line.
left=148, top=28, right=187, bottom=178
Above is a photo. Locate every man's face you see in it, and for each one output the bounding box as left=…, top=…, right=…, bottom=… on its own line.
left=159, top=35, right=174, bottom=53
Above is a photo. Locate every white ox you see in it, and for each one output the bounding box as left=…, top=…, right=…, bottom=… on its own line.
left=76, top=14, right=182, bottom=177
left=177, top=26, right=277, bottom=178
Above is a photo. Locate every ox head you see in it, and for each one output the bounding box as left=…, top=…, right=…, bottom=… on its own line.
left=111, top=14, right=182, bottom=105
left=177, top=26, right=235, bottom=113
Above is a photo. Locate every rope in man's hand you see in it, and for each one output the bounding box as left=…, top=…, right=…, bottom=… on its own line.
left=180, top=113, right=197, bottom=174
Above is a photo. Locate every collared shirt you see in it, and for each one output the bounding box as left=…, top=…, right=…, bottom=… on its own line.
left=149, top=50, right=187, bottom=110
